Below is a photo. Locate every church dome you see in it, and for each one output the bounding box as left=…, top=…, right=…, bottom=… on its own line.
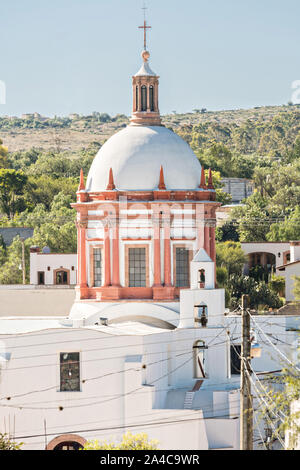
left=86, top=125, right=202, bottom=191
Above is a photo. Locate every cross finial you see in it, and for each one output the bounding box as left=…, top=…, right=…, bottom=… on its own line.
left=139, top=3, right=151, bottom=51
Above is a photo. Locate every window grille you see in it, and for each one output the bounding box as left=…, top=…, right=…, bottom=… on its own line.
left=175, top=247, right=190, bottom=287
left=60, top=352, right=80, bottom=392
left=128, top=247, right=146, bottom=287
left=93, top=248, right=102, bottom=287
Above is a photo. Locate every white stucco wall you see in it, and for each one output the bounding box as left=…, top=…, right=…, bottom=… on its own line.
left=0, top=324, right=239, bottom=450
left=277, top=262, right=300, bottom=301
left=30, top=253, right=77, bottom=286
left=241, top=242, right=290, bottom=269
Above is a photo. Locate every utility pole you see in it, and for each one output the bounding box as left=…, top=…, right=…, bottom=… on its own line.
left=20, top=237, right=26, bottom=285
left=240, top=294, right=253, bottom=450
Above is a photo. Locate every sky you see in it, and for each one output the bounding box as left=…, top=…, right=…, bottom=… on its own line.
left=0, top=0, right=300, bottom=117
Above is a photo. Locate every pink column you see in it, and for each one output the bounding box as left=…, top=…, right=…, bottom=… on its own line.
left=197, top=222, right=205, bottom=250
left=78, top=223, right=87, bottom=287
left=104, top=225, right=111, bottom=287
left=204, top=224, right=210, bottom=256
left=210, top=226, right=216, bottom=263
left=210, top=225, right=216, bottom=284
left=112, top=221, right=120, bottom=287
left=164, top=220, right=172, bottom=287
left=153, top=215, right=162, bottom=287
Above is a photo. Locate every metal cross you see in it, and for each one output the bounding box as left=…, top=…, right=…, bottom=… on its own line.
left=139, top=20, right=151, bottom=50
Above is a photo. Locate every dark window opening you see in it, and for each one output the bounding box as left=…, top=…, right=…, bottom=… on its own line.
left=230, top=345, right=241, bottom=375
left=38, top=271, right=45, bottom=285
left=56, top=270, right=68, bottom=285
left=60, top=352, right=80, bottom=392
left=198, top=269, right=205, bottom=287
left=149, top=86, right=154, bottom=111
left=141, top=85, right=147, bottom=111
left=136, top=86, right=139, bottom=111
left=175, top=248, right=190, bottom=287
left=128, top=248, right=146, bottom=287
left=54, top=441, right=83, bottom=451
left=93, top=248, right=102, bottom=287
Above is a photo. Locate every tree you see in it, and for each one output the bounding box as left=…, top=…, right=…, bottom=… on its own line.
left=83, top=432, right=158, bottom=450
left=259, top=367, right=300, bottom=450
left=0, top=433, right=23, bottom=450
left=216, top=241, right=246, bottom=276
left=269, top=274, right=285, bottom=297
left=0, top=236, right=28, bottom=284
left=227, top=274, right=283, bottom=310
left=231, top=193, right=273, bottom=242
left=0, top=138, right=8, bottom=168
left=0, top=169, right=28, bottom=218
left=215, top=220, right=239, bottom=242
left=292, top=276, right=300, bottom=301
left=267, top=207, right=300, bottom=242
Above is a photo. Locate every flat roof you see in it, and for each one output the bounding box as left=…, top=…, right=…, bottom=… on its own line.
left=0, top=318, right=169, bottom=336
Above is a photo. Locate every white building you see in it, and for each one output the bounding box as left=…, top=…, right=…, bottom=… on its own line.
left=277, top=241, right=300, bottom=302
left=0, top=34, right=299, bottom=452
left=29, top=246, right=77, bottom=286
left=241, top=241, right=291, bottom=274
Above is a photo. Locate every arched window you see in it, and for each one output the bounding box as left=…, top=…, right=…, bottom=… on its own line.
left=136, top=86, right=139, bottom=111
left=193, top=340, right=207, bottom=378
left=194, top=302, right=208, bottom=327
left=54, top=269, right=69, bottom=285
left=46, top=434, right=86, bottom=450
left=149, top=86, right=154, bottom=111
left=141, top=85, right=147, bottom=111
left=198, top=269, right=205, bottom=288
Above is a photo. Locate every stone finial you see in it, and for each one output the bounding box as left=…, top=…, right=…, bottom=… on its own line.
left=199, top=166, right=207, bottom=189
left=78, top=168, right=85, bottom=191
left=207, top=168, right=214, bottom=189
left=142, top=50, right=150, bottom=62
left=158, top=165, right=166, bottom=190
left=106, top=168, right=116, bottom=190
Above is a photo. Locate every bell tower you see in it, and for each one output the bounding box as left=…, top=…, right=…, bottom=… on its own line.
left=130, top=19, right=161, bottom=126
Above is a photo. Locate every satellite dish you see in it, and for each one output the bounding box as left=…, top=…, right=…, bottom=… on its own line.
left=42, top=246, right=51, bottom=254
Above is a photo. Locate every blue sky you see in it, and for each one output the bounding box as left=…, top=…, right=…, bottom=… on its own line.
left=0, top=0, right=300, bottom=117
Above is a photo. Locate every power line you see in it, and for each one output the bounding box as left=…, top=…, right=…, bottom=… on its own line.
left=250, top=313, right=300, bottom=373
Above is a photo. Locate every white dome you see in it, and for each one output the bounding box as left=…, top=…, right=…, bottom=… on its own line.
left=86, top=125, right=201, bottom=191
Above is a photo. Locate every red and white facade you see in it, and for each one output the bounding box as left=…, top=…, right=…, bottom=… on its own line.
left=72, top=50, right=220, bottom=304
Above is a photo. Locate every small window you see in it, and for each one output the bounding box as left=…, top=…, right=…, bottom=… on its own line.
left=136, top=86, right=139, bottom=111
left=141, top=85, right=147, bottom=111
left=54, top=441, right=83, bottom=450
left=60, top=352, right=80, bottom=392
left=230, top=345, right=241, bottom=375
left=128, top=247, right=146, bottom=287
left=193, top=340, right=206, bottom=378
left=198, top=269, right=205, bottom=288
left=56, top=270, right=68, bottom=285
left=149, top=86, right=154, bottom=111
left=37, top=271, right=45, bottom=285
left=93, top=248, right=102, bottom=287
left=175, top=247, right=190, bottom=287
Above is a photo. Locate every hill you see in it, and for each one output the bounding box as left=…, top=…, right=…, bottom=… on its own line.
left=1, top=104, right=300, bottom=154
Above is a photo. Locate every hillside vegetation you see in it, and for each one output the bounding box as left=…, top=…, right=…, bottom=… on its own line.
left=0, top=104, right=300, bottom=303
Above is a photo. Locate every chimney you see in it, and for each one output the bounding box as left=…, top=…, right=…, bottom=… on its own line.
left=290, top=241, right=300, bottom=262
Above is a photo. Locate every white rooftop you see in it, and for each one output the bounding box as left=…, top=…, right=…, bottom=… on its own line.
left=0, top=317, right=169, bottom=336
left=135, top=60, right=156, bottom=77
left=86, top=125, right=202, bottom=192
left=192, top=248, right=213, bottom=263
